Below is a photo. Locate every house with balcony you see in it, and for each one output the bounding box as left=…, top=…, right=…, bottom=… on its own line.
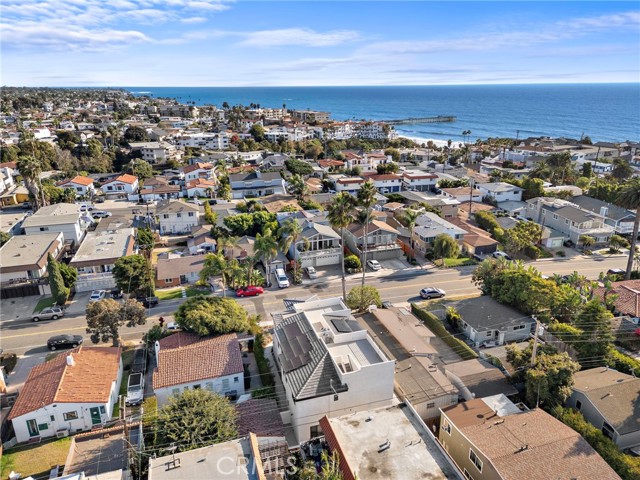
left=138, top=183, right=181, bottom=202
left=566, top=367, right=640, bottom=451
left=441, top=186, right=483, bottom=203
left=153, top=332, right=245, bottom=406
left=283, top=221, right=342, bottom=268
left=128, top=141, right=177, bottom=164
left=22, top=203, right=91, bottom=246
left=273, top=297, right=395, bottom=443
left=475, top=182, right=523, bottom=203
left=366, top=173, right=402, bottom=193
left=58, top=176, right=95, bottom=197
left=177, top=132, right=229, bottom=150
left=182, top=162, right=215, bottom=183
left=411, top=212, right=466, bottom=255
left=331, top=175, right=364, bottom=195
left=156, top=201, right=201, bottom=234
left=100, top=174, right=139, bottom=197
left=401, top=169, right=438, bottom=192
left=228, top=171, right=286, bottom=199
left=69, top=228, right=135, bottom=292
left=570, top=195, right=636, bottom=235
left=439, top=397, right=620, bottom=480
left=0, top=232, right=64, bottom=285
left=8, top=347, right=122, bottom=444
left=344, top=219, right=402, bottom=261
left=185, top=178, right=217, bottom=198
left=525, top=197, right=615, bottom=245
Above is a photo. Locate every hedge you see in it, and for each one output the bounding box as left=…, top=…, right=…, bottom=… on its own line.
left=607, top=348, right=640, bottom=377
left=411, top=304, right=478, bottom=360
left=553, top=406, right=640, bottom=480
left=253, top=332, right=275, bottom=387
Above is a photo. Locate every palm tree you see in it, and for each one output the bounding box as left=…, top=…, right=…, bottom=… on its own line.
left=579, top=235, right=595, bottom=250
left=403, top=208, right=421, bottom=260
left=287, top=174, right=308, bottom=201
left=279, top=218, right=308, bottom=284
left=357, top=180, right=377, bottom=288
left=609, top=234, right=627, bottom=254
left=328, top=192, right=355, bottom=300
left=227, top=259, right=245, bottom=289
left=217, top=235, right=239, bottom=259
left=254, top=228, right=278, bottom=287
left=242, top=254, right=258, bottom=287
left=200, top=253, right=228, bottom=296
left=616, top=178, right=640, bottom=279
left=356, top=208, right=374, bottom=286
left=17, top=155, right=46, bottom=210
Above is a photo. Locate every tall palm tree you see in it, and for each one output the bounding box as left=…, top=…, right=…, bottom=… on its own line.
left=243, top=254, right=258, bottom=287
left=279, top=218, right=308, bottom=284
left=217, top=235, right=239, bottom=259
left=254, top=228, right=278, bottom=287
left=287, top=174, right=308, bottom=201
left=227, top=259, right=245, bottom=289
left=616, top=178, right=640, bottom=279
left=403, top=208, right=421, bottom=260
left=328, top=192, right=356, bottom=300
left=200, top=252, right=228, bottom=296
left=356, top=209, right=374, bottom=287
left=357, top=180, right=377, bottom=288
left=17, top=155, right=46, bottom=209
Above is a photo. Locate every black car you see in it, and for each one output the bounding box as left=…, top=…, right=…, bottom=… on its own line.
left=111, top=288, right=124, bottom=299
left=136, top=296, right=159, bottom=308
left=47, top=335, right=83, bottom=351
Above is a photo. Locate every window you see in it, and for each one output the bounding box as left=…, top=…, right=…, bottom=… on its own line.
left=205, top=382, right=214, bottom=391
left=310, top=425, right=322, bottom=438
left=38, top=422, right=49, bottom=430
left=63, top=411, right=79, bottom=421
left=486, top=330, right=493, bottom=337
left=188, top=212, right=194, bottom=217
left=39, top=227, right=49, bottom=232
left=50, top=415, right=55, bottom=422
left=565, top=219, right=569, bottom=225
left=469, top=449, right=483, bottom=472
left=165, top=278, right=173, bottom=283
left=234, top=376, right=239, bottom=383
left=193, top=384, right=201, bottom=389
left=99, top=406, right=105, bottom=414
left=553, top=214, right=558, bottom=220
left=222, top=378, right=230, bottom=390
left=163, top=214, right=169, bottom=219
left=513, top=325, right=525, bottom=331
left=177, top=213, right=182, bottom=218
left=426, top=402, right=435, bottom=409
left=576, top=400, right=582, bottom=411
left=464, top=469, right=475, bottom=480
left=441, top=420, right=451, bottom=435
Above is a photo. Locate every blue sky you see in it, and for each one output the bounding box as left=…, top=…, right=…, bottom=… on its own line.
left=2, top=1, right=639, bottom=86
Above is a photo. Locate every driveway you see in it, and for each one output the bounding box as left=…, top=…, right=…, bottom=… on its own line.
left=0, top=296, right=40, bottom=323
left=65, top=292, right=92, bottom=316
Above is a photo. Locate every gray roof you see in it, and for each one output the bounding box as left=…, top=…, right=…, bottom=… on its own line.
left=0, top=232, right=62, bottom=272
left=554, top=205, right=595, bottom=224
left=274, top=312, right=347, bottom=401
left=22, top=203, right=80, bottom=228
left=571, top=195, right=634, bottom=222
left=451, top=296, right=533, bottom=332
left=155, top=200, right=199, bottom=214
left=495, top=216, right=519, bottom=230
left=301, top=222, right=340, bottom=240
left=229, top=171, right=282, bottom=182
left=480, top=182, right=524, bottom=193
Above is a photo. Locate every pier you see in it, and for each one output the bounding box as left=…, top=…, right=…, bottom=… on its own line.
left=381, top=115, right=457, bottom=125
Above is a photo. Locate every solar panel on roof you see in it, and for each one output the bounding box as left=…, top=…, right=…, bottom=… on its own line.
left=331, top=318, right=353, bottom=333
left=279, top=322, right=312, bottom=372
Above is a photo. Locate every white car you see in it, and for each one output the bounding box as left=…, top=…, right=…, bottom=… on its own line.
left=89, top=290, right=106, bottom=302
left=492, top=251, right=512, bottom=260
left=91, top=211, right=112, bottom=218
left=166, top=322, right=180, bottom=331
left=274, top=268, right=290, bottom=288
left=367, top=259, right=382, bottom=271
left=305, top=266, right=318, bottom=279
left=188, top=199, right=203, bottom=206
left=79, top=204, right=94, bottom=212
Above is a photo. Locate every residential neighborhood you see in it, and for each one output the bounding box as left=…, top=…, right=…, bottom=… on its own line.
left=0, top=88, right=639, bottom=480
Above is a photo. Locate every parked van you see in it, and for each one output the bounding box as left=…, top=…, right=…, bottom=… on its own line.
left=125, top=372, right=144, bottom=406
left=274, top=268, right=290, bottom=288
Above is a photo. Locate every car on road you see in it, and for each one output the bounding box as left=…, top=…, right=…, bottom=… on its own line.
left=274, top=268, right=290, bottom=288
left=607, top=268, right=625, bottom=276
left=91, top=210, right=112, bottom=218
left=111, top=288, right=124, bottom=299
left=47, top=334, right=83, bottom=350
left=305, top=266, right=318, bottom=279
left=236, top=285, right=264, bottom=297
left=32, top=306, right=65, bottom=322
left=419, top=287, right=446, bottom=299
left=89, top=290, right=106, bottom=302
left=79, top=204, right=95, bottom=212
left=492, top=251, right=512, bottom=260
left=188, top=199, right=203, bottom=205
left=137, top=296, right=159, bottom=308
left=367, top=259, right=382, bottom=271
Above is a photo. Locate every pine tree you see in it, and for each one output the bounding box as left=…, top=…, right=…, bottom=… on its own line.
left=47, top=253, right=69, bottom=305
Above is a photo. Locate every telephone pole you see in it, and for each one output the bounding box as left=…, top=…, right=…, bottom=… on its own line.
left=530, top=315, right=541, bottom=366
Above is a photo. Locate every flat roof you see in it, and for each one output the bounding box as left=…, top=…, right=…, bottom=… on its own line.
left=22, top=202, right=80, bottom=228
left=322, top=405, right=457, bottom=479
left=0, top=232, right=62, bottom=273
left=70, top=229, right=134, bottom=267
left=0, top=210, right=27, bottom=232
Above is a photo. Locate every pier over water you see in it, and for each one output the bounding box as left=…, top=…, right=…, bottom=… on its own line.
left=380, top=115, right=457, bottom=125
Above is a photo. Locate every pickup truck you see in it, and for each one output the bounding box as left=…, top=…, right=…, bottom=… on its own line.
left=125, top=372, right=144, bottom=406
left=136, top=296, right=159, bottom=308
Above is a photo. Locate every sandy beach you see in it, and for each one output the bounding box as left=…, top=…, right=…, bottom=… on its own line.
left=398, top=135, right=464, bottom=148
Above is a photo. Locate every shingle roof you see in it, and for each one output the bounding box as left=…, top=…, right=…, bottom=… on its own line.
left=553, top=205, right=594, bottom=223
left=572, top=368, right=640, bottom=435
left=156, top=256, right=205, bottom=280
left=479, top=182, right=524, bottom=193
left=451, top=296, right=532, bottom=332
left=236, top=399, right=286, bottom=437
left=153, top=332, right=243, bottom=389
left=8, top=347, right=121, bottom=420
left=346, top=219, right=399, bottom=238
left=571, top=195, right=635, bottom=222
left=156, top=200, right=200, bottom=214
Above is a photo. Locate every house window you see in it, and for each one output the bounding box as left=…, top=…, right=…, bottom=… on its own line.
left=234, top=376, right=239, bottom=383
left=205, top=382, right=214, bottom=391
left=99, top=406, right=105, bottom=414
left=464, top=469, right=475, bottom=480
left=310, top=425, right=322, bottom=438
left=426, top=402, right=435, bottom=409
left=222, top=378, right=230, bottom=390
left=513, top=325, right=525, bottom=331
left=441, top=420, right=451, bottom=435
left=193, top=384, right=201, bottom=389
left=177, top=213, right=182, bottom=218
left=38, top=423, right=49, bottom=430
left=63, top=411, right=79, bottom=421
left=188, top=212, right=194, bottom=217
left=163, top=214, right=169, bottom=219
left=576, top=400, right=582, bottom=411
left=469, top=449, right=483, bottom=472
left=50, top=415, right=55, bottom=422
left=165, top=278, right=173, bottom=283
left=39, top=227, right=49, bottom=231
left=565, top=219, right=569, bottom=225
left=553, top=214, right=558, bottom=220
left=486, top=331, right=493, bottom=337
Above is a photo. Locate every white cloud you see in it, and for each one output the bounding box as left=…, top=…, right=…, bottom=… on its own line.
left=181, top=16, right=207, bottom=24
left=238, top=28, right=360, bottom=47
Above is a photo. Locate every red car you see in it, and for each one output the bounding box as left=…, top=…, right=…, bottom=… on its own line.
left=236, top=286, right=264, bottom=297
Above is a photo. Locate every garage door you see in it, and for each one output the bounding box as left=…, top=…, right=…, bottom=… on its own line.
left=315, top=253, right=340, bottom=267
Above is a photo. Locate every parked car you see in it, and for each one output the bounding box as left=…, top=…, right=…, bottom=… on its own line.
left=136, top=296, right=159, bottom=308
left=492, top=251, right=512, bottom=260
left=89, top=290, right=107, bottom=302
left=274, top=268, right=290, bottom=288
left=94, top=196, right=105, bottom=204
left=304, top=266, right=318, bottom=279
left=419, top=287, right=446, bottom=299
left=79, top=204, right=95, bottom=212
left=236, top=286, right=264, bottom=297
left=125, top=372, right=144, bottom=406
left=207, top=199, right=217, bottom=205
left=47, top=334, right=83, bottom=350
left=32, top=306, right=65, bottom=322
left=91, top=210, right=112, bottom=218
left=607, top=268, right=625, bottom=276
left=367, top=259, right=382, bottom=271
left=166, top=322, right=180, bottom=331
left=188, top=199, right=203, bottom=205
left=111, top=288, right=124, bottom=299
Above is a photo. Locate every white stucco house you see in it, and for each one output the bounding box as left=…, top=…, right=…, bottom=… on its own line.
left=100, top=174, right=139, bottom=196
left=8, top=347, right=122, bottom=444
left=475, top=182, right=524, bottom=203
left=156, top=201, right=201, bottom=234
left=21, top=203, right=91, bottom=245
left=58, top=175, right=96, bottom=197
left=153, top=332, right=245, bottom=406
left=0, top=232, right=64, bottom=284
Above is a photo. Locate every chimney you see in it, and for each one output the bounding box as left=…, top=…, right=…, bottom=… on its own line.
left=66, top=354, right=75, bottom=367
left=600, top=206, right=608, bottom=218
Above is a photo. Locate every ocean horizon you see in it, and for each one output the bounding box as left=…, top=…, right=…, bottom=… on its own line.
left=124, top=83, right=640, bottom=144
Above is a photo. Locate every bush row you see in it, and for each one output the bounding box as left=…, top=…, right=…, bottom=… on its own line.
left=253, top=332, right=275, bottom=387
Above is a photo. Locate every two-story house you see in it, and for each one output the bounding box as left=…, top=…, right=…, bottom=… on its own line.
left=570, top=195, right=636, bottom=235
left=411, top=212, right=466, bottom=255
left=58, top=175, right=95, bottom=197
left=228, top=171, right=286, bottom=199
left=0, top=232, right=64, bottom=285
left=153, top=332, right=245, bottom=406
left=401, top=170, right=438, bottom=192
left=475, top=182, right=524, bottom=203
left=100, top=174, right=139, bottom=197
left=344, top=219, right=402, bottom=261
left=9, top=347, right=122, bottom=444
left=273, top=297, right=395, bottom=443
left=331, top=175, right=364, bottom=195
left=526, top=197, right=615, bottom=245
left=441, top=186, right=483, bottom=203
left=22, top=203, right=91, bottom=245
left=283, top=220, right=342, bottom=268
left=182, top=162, right=215, bottom=183
left=156, top=201, right=201, bottom=234
left=366, top=173, right=402, bottom=193
left=185, top=178, right=217, bottom=198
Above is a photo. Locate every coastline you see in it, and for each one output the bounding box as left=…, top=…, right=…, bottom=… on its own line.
left=398, top=136, right=457, bottom=148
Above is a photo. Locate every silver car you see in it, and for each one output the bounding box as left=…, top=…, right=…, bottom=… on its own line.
left=32, top=306, right=65, bottom=322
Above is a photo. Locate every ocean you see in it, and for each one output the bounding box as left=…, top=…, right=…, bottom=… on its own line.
left=125, top=84, right=640, bottom=144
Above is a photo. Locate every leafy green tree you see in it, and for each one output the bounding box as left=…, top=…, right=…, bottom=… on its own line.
left=433, top=233, right=460, bottom=260
left=203, top=201, right=217, bottom=225
left=0, top=231, right=11, bottom=247
left=112, top=254, right=154, bottom=296
left=346, top=285, right=382, bottom=312
left=611, top=158, right=633, bottom=181
left=254, top=228, right=279, bottom=286
left=403, top=208, right=420, bottom=259
left=249, top=123, right=265, bottom=142
left=579, top=235, right=595, bottom=249
left=136, top=227, right=155, bottom=259
left=58, top=261, right=78, bottom=290
left=285, top=158, right=313, bottom=176
left=156, top=389, right=237, bottom=453
left=47, top=253, right=69, bottom=305
left=616, top=178, right=640, bottom=279
left=383, top=147, right=400, bottom=163
left=572, top=300, right=614, bottom=362
left=474, top=211, right=503, bottom=239
left=502, top=221, right=542, bottom=256
left=376, top=162, right=399, bottom=174
left=128, top=159, right=153, bottom=179
left=124, top=126, right=149, bottom=143
left=581, top=161, right=592, bottom=178
left=609, top=234, right=628, bottom=253
left=200, top=252, right=228, bottom=295
left=279, top=218, right=308, bottom=283
left=520, top=177, right=545, bottom=201
left=174, top=296, right=250, bottom=336
left=344, top=254, right=361, bottom=271
left=288, top=174, right=308, bottom=201
left=85, top=298, right=146, bottom=346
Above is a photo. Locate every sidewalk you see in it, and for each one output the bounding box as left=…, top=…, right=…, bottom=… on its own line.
left=6, top=352, right=48, bottom=395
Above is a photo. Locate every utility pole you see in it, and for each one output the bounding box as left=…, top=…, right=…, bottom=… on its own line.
left=468, top=179, right=475, bottom=217
left=530, top=315, right=541, bottom=366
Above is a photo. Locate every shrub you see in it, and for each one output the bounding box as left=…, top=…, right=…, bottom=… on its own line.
left=524, top=245, right=540, bottom=259
left=411, top=304, right=477, bottom=360
left=556, top=250, right=566, bottom=257
left=346, top=285, right=382, bottom=312
left=0, top=353, right=18, bottom=374
left=252, top=386, right=276, bottom=399
left=344, top=254, right=361, bottom=271
left=607, top=348, right=640, bottom=376
left=253, top=332, right=275, bottom=387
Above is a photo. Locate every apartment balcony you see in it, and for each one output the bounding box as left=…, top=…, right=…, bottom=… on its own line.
left=298, top=247, right=342, bottom=259
left=77, top=272, right=114, bottom=281
left=569, top=225, right=615, bottom=237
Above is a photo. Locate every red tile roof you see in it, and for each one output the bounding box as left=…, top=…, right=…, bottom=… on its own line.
left=594, top=280, right=640, bottom=317
left=8, top=347, right=121, bottom=420
left=62, top=175, right=94, bottom=187
left=104, top=174, right=138, bottom=185
left=183, top=162, right=213, bottom=174
left=153, top=332, right=243, bottom=389
left=318, top=159, right=345, bottom=168
left=187, top=178, right=216, bottom=189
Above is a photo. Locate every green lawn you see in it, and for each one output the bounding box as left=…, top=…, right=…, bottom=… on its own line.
left=441, top=257, right=478, bottom=267
left=155, top=286, right=210, bottom=301
left=1, top=437, right=71, bottom=479
left=32, top=296, right=56, bottom=313
left=114, top=349, right=135, bottom=418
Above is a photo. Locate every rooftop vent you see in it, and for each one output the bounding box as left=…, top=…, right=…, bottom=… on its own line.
left=66, top=355, right=75, bottom=367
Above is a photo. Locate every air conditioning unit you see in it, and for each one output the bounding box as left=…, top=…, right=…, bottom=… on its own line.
left=56, top=429, right=69, bottom=438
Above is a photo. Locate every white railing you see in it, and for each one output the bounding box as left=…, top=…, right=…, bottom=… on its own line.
left=298, top=247, right=342, bottom=258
